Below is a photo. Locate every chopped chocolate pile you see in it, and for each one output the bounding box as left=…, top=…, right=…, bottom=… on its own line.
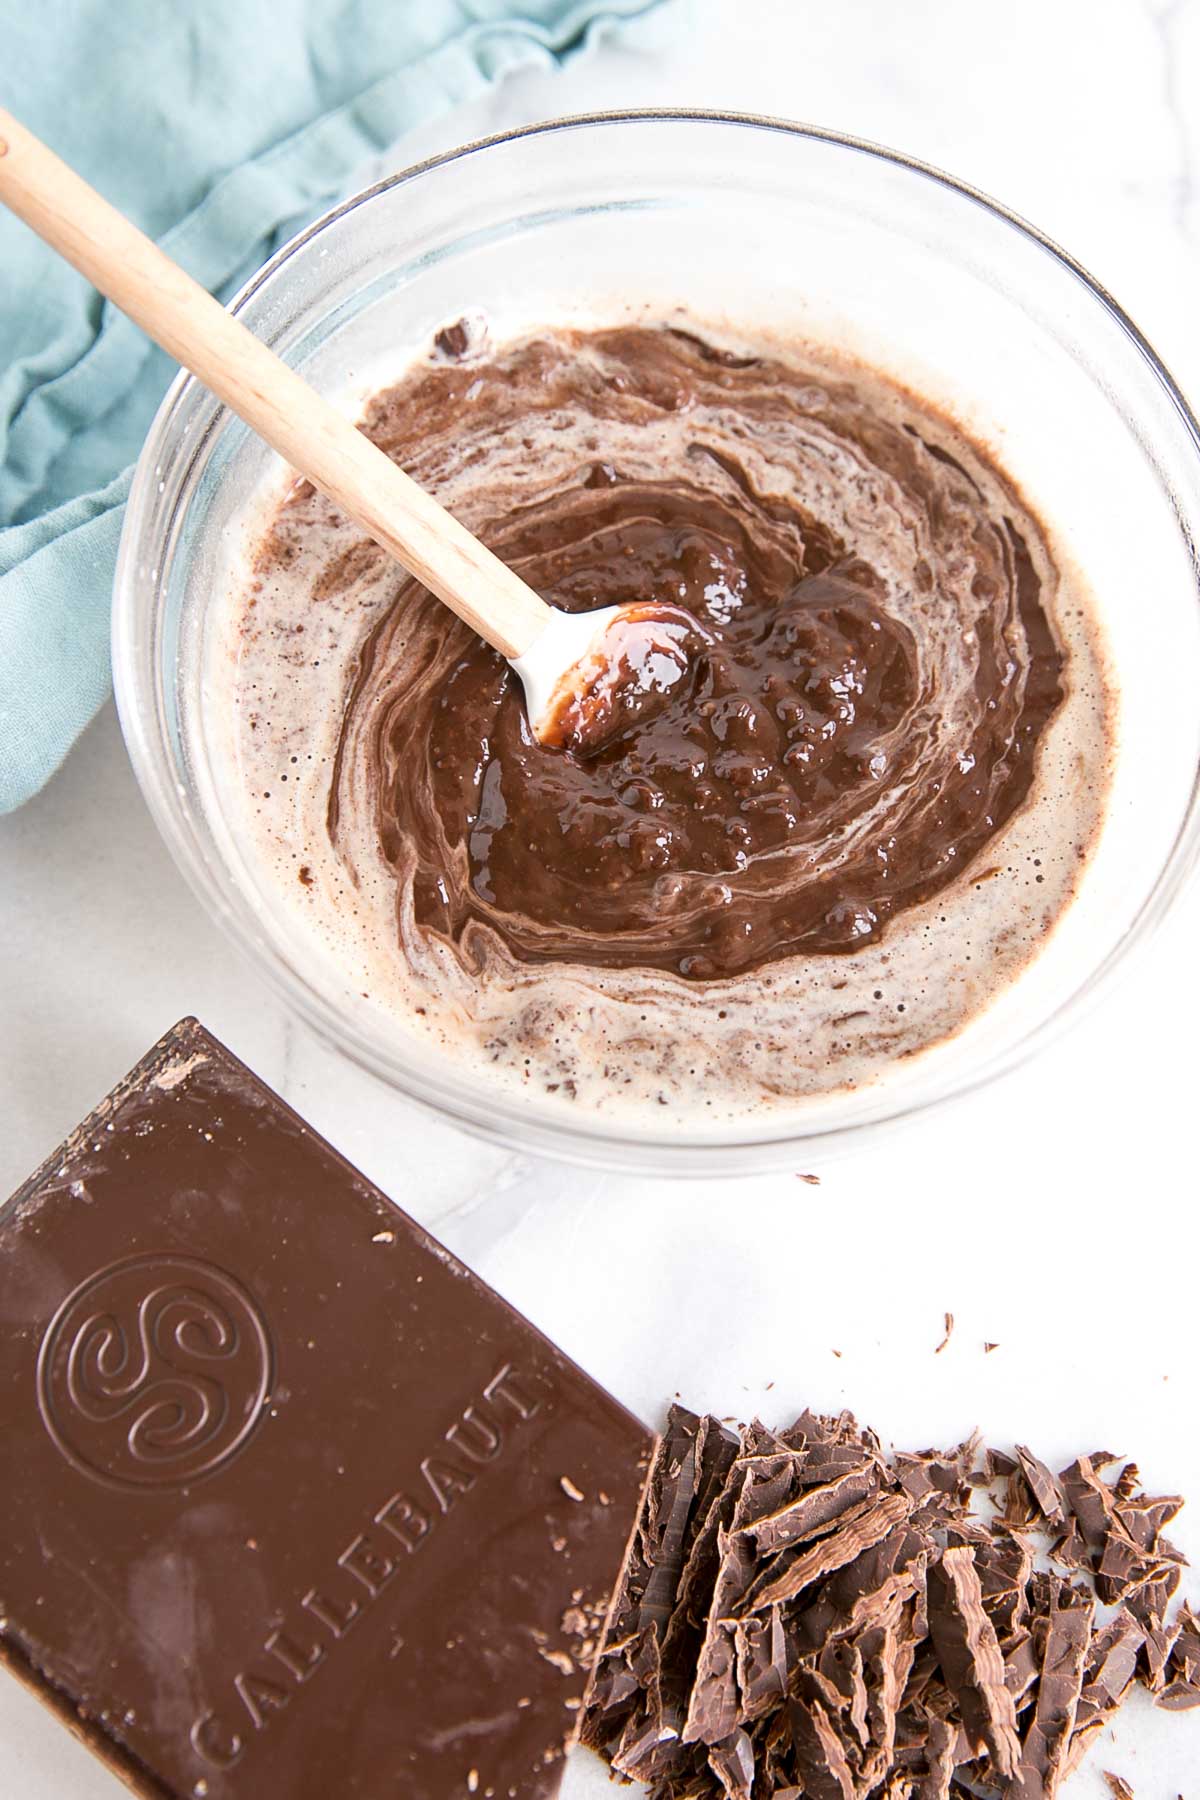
left=582, top=1407, right=1200, bottom=1798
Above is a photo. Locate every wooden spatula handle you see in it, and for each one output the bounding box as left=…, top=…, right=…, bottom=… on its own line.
left=0, top=108, right=552, bottom=659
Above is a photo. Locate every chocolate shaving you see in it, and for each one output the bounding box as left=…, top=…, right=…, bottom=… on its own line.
left=683, top=1435, right=803, bottom=1746
left=1047, top=1453, right=1189, bottom=1618
left=1051, top=1518, right=1090, bottom=1572
left=1128, top=1563, right=1183, bottom=1691
left=984, top=1449, right=1018, bottom=1480
left=788, top=1522, right=928, bottom=1661
left=789, top=1689, right=857, bottom=1800
left=926, top=1546, right=1021, bottom=1777
left=1015, top=1445, right=1066, bottom=1525
left=935, top=1313, right=955, bottom=1355
left=743, top=1492, right=913, bottom=1614
left=733, top=1608, right=787, bottom=1722
left=708, top=1728, right=754, bottom=1799
left=1003, top=1630, right=1041, bottom=1710
left=917, top=1715, right=957, bottom=1798
left=969, top=1528, right=1033, bottom=1640
left=1058, top=1456, right=1115, bottom=1555
left=1158, top=1601, right=1200, bottom=1710
left=583, top=1407, right=1199, bottom=1800
left=1008, top=1579, right=1093, bottom=1797
left=740, top=1460, right=881, bottom=1553
left=857, top=1593, right=926, bottom=1786
left=584, top=1404, right=739, bottom=1778
left=895, top=1435, right=979, bottom=1506
left=1063, top=1608, right=1143, bottom=1775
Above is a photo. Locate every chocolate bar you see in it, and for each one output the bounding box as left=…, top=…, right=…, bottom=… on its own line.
left=0, top=1020, right=651, bottom=1799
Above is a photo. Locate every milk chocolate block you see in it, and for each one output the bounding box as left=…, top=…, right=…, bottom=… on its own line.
left=0, top=1020, right=651, bottom=1799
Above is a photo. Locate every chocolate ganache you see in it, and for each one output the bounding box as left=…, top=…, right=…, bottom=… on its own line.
left=320, top=327, right=1062, bottom=980
left=230, top=320, right=1111, bottom=1113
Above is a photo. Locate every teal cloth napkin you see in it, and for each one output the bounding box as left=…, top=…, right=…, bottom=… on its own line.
left=0, top=0, right=664, bottom=813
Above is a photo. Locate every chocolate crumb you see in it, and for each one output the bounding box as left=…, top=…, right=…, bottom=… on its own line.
left=795, top=1173, right=821, bottom=1186
left=434, top=318, right=472, bottom=359
left=1103, top=1776, right=1134, bottom=1800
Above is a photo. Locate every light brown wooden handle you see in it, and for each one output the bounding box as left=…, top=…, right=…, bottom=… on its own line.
left=0, top=108, right=551, bottom=659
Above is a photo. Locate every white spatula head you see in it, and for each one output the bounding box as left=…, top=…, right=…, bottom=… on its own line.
left=514, top=601, right=708, bottom=756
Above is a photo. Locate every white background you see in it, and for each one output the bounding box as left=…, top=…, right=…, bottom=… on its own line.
left=3, top=2, right=1199, bottom=1796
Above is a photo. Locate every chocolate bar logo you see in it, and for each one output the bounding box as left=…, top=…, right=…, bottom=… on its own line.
left=36, top=1253, right=273, bottom=1490
left=188, top=1363, right=551, bottom=1773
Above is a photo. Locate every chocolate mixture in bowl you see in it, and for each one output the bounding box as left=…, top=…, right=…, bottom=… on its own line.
left=223, top=322, right=1114, bottom=1118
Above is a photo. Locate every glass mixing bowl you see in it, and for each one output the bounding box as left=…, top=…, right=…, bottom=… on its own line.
left=113, top=111, right=1200, bottom=1174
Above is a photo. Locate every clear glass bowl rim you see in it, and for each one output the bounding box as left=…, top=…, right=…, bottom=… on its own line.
left=112, top=109, right=1200, bottom=1175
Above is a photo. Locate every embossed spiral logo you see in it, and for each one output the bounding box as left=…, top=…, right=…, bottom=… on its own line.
left=36, top=1254, right=273, bottom=1490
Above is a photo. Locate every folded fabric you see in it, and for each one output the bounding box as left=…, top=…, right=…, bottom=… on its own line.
left=0, top=0, right=665, bottom=814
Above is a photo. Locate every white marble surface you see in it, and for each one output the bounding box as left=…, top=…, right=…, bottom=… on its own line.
left=3, top=2, right=1200, bottom=1795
